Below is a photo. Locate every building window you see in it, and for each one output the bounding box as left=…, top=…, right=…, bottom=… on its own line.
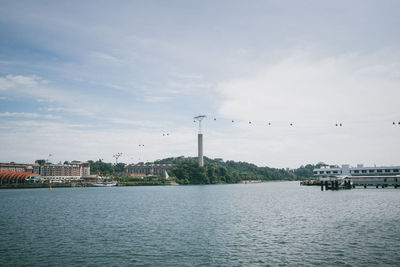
left=385, top=169, right=391, bottom=173
left=393, top=169, right=399, bottom=173
left=369, top=170, right=375, bottom=173
left=333, top=171, right=338, bottom=174
left=377, top=170, right=383, bottom=173
left=354, top=170, right=360, bottom=174
left=361, top=170, right=367, bottom=173
left=319, top=171, right=324, bottom=174
left=326, top=171, right=331, bottom=174
left=313, top=171, right=317, bottom=174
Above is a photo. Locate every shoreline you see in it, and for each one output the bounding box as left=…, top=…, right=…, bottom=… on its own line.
left=0, top=180, right=300, bottom=189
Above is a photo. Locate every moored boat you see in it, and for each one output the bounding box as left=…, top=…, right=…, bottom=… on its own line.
left=91, top=181, right=117, bottom=187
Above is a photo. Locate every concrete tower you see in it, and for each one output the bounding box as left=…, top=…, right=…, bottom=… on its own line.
left=194, top=115, right=206, bottom=167
left=198, top=133, right=203, bottom=167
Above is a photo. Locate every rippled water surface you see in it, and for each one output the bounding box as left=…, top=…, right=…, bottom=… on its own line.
left=1, top=182, right=400, bottom=266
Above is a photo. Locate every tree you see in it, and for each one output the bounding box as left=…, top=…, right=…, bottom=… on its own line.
left=35, top=159, right=46, bottom=166
left=88, top=159, right=114, bottom=176
left=114, top=163, right=126, bottom=173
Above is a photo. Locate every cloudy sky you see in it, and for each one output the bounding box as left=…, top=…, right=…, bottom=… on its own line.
left=0, top=0, right=399, bottom=168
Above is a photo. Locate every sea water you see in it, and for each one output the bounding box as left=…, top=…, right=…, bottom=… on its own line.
left=1, top=182, right=399, bottom=266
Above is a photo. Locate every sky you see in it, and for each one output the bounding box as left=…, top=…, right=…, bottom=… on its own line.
left=0, top=0, right=399, bottom=168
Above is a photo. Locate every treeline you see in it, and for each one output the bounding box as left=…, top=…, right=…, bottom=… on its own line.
left=88, top=160, right=126, bottom=176
left=85, top=157, right=327, bottom=184
left=155, top=157, right=326, bottom=184
left=166, top=158, right=240, bottom=184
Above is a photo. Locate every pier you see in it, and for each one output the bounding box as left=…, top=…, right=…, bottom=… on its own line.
left=319, top=179, right=352, bottom=191
left=301, top=175, right=400, bottom=190
left=350, top=175, right=399, bottom=189
left=307, top=164, right=400, bottom=191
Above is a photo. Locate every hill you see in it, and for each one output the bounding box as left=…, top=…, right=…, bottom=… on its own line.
left=154, top=157, right=321, bottom=184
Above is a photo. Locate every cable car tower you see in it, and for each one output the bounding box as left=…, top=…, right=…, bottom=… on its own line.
left=194, top=115, right=206, bottom=167
left=113, top=152, right=123, bottom=164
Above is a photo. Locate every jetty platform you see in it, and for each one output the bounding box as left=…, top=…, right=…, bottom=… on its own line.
left=301, top=175, right=400, bottom=190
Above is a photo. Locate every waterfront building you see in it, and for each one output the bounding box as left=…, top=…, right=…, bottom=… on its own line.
left=35, top=161, right=91, bottom=183
left=0, top=162, right=35, bottom=173
left=314, top=164, right=400, bottom=187
left=124, top=163, right=174, bottom=176
left=0, top=161, right=91, bottom=183
left=0, top=171, right=43, bottom=184
left=313, top=164, right=400, bottom=180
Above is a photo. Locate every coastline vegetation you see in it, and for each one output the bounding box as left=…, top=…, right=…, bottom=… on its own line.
left=156, top=157, right=323, bottom=184
left=21, top=157, right=329, bottom=186
left=1, top=157, right=328, bottom=188
left=88, top=156, right=328, bottom=185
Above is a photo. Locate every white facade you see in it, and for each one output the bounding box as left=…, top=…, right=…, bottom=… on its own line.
left=125, top=163, right=174, bottom=176
left=314, top=164, right=400, bottom=181
left=36, top=162, right=91, bottom=183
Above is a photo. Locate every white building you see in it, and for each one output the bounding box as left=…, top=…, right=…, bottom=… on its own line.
left=314, top=164, right=400, bottom=186
left=124, top=163, right=174, bottom=176
left=34, top=162, right=91, bottom=183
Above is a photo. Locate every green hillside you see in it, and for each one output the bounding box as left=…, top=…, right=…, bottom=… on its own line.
left=154, top=157, right=321, bottom=184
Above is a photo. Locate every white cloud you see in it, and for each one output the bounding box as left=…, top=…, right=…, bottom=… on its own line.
left=89, top=51, right=122, bottom=65
left=0, top=74, right=53, bottom=99
left=0, top=74, right=47, bottom=91
left=43, top=107, right=66, bottom=112
left=105, top=83, right=125, bottom=91
left=0, top=74, right=99, bottom=117
left=166, top=80, right=213, bottom=94
left=0, top=120, right=197, bottom=164
left=217, top=51, right=400, bottom=123
left=170, top=73, right=204, bottom=80
left=144, top=96, right=171, bottom=103
left=0, top=112, right=59, bottom=119
left=36, top=98, right=54, bottom=103
left=105, top=117, right=160, bottom=128
left=206, top=50, right=400, bottom=167
left=40, top=106, right=95, bottom=117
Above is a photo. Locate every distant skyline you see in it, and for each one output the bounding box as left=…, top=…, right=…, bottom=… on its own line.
left=1, top=1, right=400, bottom=168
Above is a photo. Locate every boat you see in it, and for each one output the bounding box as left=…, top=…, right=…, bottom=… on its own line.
left=91, top=181, right=117, bottom=187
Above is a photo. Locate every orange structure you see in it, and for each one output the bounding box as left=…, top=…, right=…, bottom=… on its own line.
left=0, top=171, right=43, bottom=184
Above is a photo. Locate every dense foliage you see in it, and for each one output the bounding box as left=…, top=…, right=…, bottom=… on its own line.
left=88, top=160, right=126, bottom=176
left=293, top=162, right=331, bottom=179
left=35, top=159, right=46, bottom=166
left=120, top=175, right=172, bottom=186
left=155, top=157, right=324, bottom=184
left=38, top=157, right=324, bottom=184
left=166, top=158, right=240, bottom=184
